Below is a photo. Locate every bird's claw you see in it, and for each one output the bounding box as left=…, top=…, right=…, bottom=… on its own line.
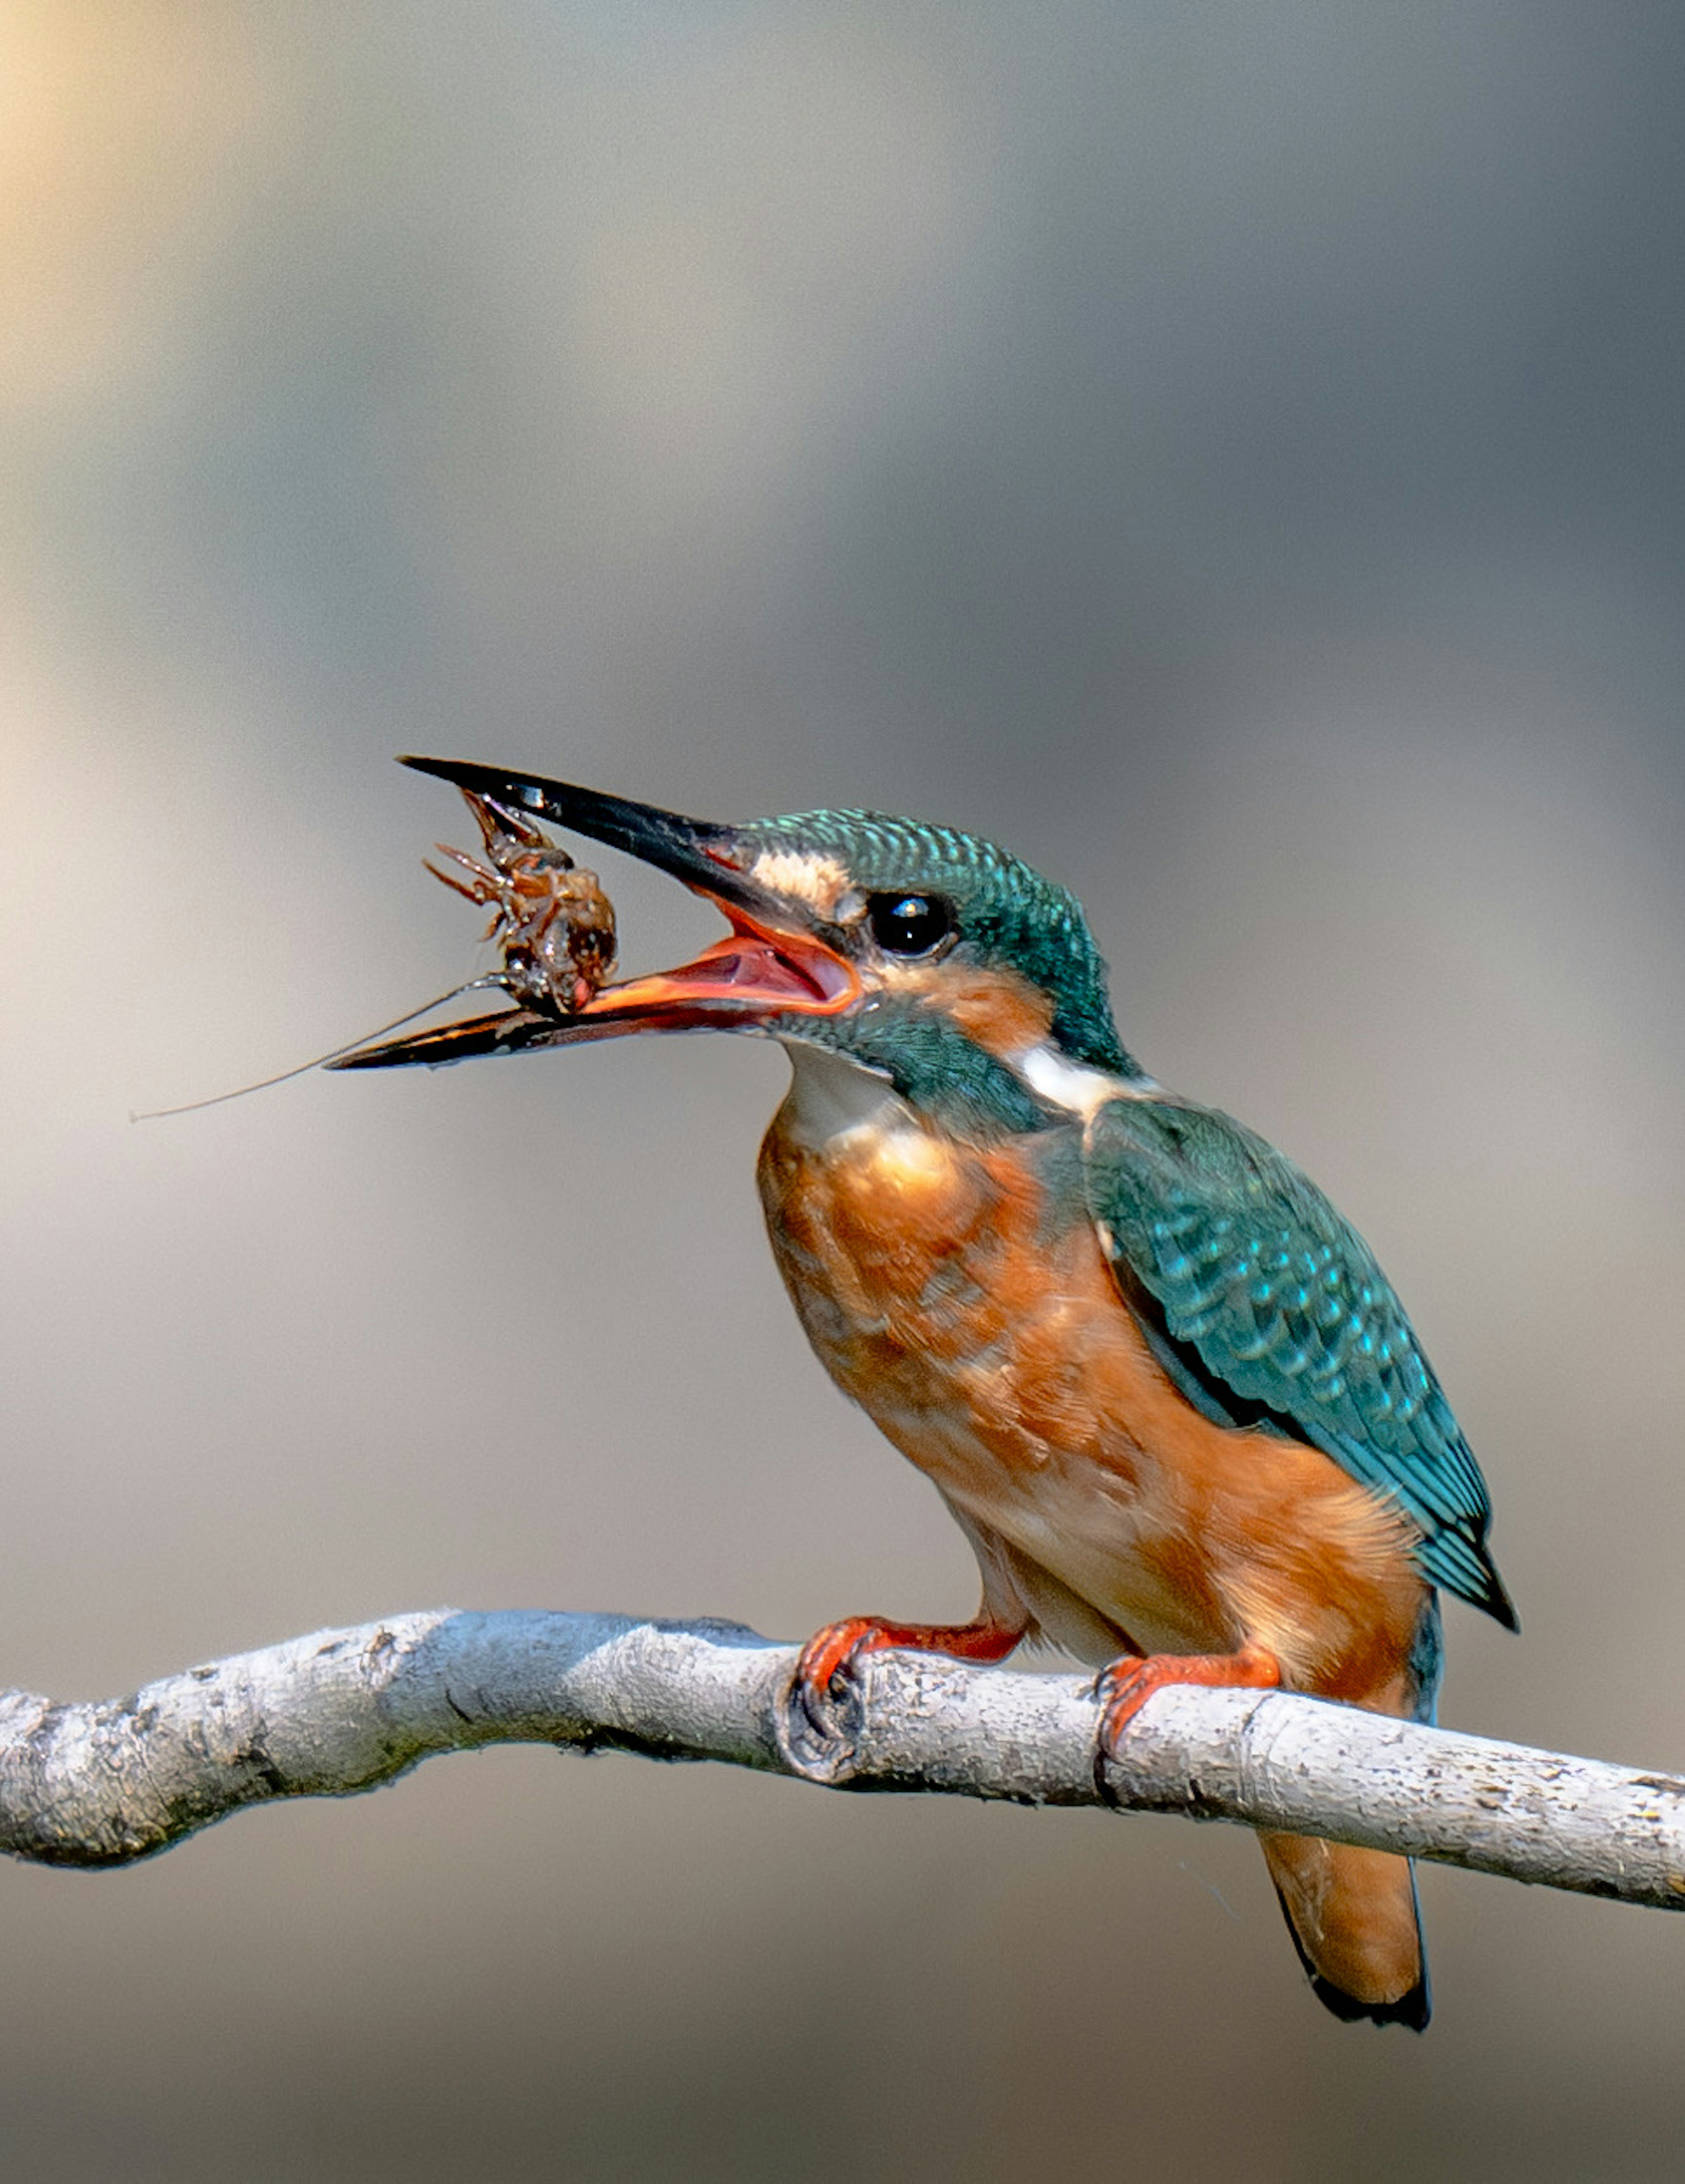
left=792, top=1618, right=888, bottom=1738
left=776, top=1618, right=885, bottom=1783
left=777, top=1611, right=1027, bottom=1782
left=1093, top=1644, right=1283, bottom=1764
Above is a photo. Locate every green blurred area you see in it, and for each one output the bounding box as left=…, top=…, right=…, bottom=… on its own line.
left=1, top=4, right=1682, bottom=2176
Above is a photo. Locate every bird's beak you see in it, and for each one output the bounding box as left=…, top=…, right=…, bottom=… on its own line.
left=328, top=756, right=858, bottom=1070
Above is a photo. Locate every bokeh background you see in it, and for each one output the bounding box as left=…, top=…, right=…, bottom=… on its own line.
left=2, top=4, right=1683, bottom=2177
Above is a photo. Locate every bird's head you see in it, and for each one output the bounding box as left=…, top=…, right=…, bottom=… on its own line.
left=333, top=758, right=1141, bottom=1132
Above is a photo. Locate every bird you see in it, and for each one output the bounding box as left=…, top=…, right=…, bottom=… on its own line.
left=334, top=755, right=1516, bottom=2029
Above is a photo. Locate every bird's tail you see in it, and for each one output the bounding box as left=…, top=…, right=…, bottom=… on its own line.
left=1258, top=1831, right=1430, bottom=2029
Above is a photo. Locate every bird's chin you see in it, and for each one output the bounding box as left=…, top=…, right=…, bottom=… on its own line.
left=771, top=1038, right=902, bottom=1148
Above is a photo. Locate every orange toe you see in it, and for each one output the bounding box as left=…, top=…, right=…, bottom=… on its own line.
left=1095, top=1642, right=1282, bottom=1754
left=793, top=1616, right=893, bottom=1708
left=792, top=1611, right=1025, bottom=1721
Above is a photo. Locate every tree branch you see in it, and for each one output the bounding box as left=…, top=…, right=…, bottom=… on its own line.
left=1, top=1608, right=1680, bottom=1908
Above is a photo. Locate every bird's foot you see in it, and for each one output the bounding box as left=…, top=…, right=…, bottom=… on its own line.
left=1093, top=1643, right=1282, bottom=1760
left=779, top=1612, right=1024, bottom=1783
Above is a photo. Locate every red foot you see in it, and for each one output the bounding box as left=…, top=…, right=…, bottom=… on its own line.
left=792, top=1612, right=1025, bottom=1726
left=1094, top=1643, right=1282, bottom=1756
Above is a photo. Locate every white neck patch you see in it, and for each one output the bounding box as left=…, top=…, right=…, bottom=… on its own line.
left=1016, top=1043, right=1153, bottom=1121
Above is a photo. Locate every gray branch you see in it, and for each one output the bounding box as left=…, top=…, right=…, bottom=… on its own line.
left=0, top=1609, right=1680, bottom=1908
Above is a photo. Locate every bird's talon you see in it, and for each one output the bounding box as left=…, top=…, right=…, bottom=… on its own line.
left=1093, top=1645, right=1283, bottom=1762
left=789, top=1617, right=886, bottom=1734
left=776, top=1618, right=889, bottom=1782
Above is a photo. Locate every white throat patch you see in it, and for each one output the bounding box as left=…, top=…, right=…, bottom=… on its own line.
left=778, top=1040, right=910, bottom=1149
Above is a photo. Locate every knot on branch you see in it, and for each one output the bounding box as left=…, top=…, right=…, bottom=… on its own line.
left=773, top=1658, right=868, bottom=1785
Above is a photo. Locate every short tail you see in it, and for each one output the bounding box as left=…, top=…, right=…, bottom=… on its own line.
left=1259, top=1831, right=1430, bottom=2030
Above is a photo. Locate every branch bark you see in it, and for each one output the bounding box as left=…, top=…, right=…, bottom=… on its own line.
left=0, top=1608, right=1680, bottom=1908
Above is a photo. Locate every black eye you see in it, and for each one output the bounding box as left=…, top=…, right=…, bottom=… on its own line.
left=867, top=891, right=954, bottom=957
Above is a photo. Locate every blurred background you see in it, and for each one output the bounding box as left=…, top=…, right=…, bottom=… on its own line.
left=1, top=3, right=1682, bottom=2176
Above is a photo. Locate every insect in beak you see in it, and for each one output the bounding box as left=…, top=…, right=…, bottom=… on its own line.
left=326, top=758, right=857, bottom=1072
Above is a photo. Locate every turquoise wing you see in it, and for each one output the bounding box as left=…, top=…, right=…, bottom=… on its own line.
left=1084, top=1094, right=1515, bottom=1625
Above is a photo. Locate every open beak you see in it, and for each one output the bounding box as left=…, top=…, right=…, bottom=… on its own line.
left=328, top=756, right=857, bottom=1070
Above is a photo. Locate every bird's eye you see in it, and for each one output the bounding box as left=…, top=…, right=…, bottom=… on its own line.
left=867, top=892, right=954, bottom=957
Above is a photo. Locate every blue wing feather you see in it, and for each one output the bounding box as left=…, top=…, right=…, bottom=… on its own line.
left=1084, top=1095, right=1515, bottom=1626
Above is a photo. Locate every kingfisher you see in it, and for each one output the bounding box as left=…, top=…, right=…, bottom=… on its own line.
left=336, top=755, right=1516, bottom=2030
